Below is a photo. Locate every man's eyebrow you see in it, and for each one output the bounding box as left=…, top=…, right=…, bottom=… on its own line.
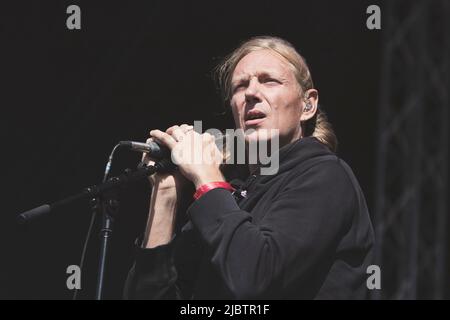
left=231, top=75, right=249, bottom=84
left=262, top=68, right=290, bottom=78
left=233, top=70, right=283, bottom=82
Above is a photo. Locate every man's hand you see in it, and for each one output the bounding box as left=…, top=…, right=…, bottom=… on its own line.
left=142, top=124, right=193, bottom=191
left=150, top=124, right=225, bottom=189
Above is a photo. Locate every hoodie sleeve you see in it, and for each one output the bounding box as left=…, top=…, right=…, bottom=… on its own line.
left=123, top=224, right=203, bottom=300
left=187, top=159, right=362, bottom=299
left=122, top=237, right=182, bottom=300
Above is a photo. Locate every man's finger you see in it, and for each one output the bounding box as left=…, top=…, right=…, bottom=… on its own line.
left=150, top=129, right=177, bottom=150
left=166, top=125, right=182, bottom=135
left=171, top=127, right=186, bottom=142
left=179, top=124, right=193, bottom=133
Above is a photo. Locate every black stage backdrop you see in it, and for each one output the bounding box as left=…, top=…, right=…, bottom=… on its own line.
left=1, top=0, right=383, bottom=299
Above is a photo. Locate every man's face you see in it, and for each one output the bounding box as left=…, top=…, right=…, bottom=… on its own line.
left=230, top=49, right=304, bottom=146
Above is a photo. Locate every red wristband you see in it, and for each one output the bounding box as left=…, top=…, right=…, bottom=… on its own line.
left=193, top=181, right=235, bottom=200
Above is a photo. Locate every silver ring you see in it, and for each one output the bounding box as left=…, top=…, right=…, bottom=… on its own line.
left=173, top=133, right=184, bottom=142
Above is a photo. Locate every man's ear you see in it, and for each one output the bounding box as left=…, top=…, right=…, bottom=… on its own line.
left=300, top=89, right=318, bottom=122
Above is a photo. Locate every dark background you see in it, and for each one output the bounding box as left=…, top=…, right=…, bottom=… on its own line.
left=1, top=0, right=383, bottom=299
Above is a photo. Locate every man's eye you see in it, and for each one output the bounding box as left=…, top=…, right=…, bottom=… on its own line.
left=233, top=84, right=246, bottom=92
left=263, top=78, right=279, bottom=83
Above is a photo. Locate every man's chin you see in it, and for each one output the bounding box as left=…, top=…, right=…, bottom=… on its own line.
left=244, top=127, right=279, bottom=145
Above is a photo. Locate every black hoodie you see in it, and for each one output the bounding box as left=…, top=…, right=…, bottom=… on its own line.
left=123, top=137, right=375, bottom=299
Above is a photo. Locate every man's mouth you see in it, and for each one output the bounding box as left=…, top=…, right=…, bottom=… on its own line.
left=244, top=110, right=267, bottom=126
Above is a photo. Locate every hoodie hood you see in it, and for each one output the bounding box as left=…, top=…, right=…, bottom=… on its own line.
left=230, top=137, right=336, bottom=195
left=263, top=136, right=335, bottom=177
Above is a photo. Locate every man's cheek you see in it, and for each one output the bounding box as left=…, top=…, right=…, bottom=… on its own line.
left=271, top=112, right=281, bottom=127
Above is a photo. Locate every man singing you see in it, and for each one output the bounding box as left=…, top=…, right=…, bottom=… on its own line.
left=123, top=36, right=375, bottom=299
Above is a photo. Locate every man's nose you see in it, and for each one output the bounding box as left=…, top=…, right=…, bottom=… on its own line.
left=244, top=78, right=262, bottom=104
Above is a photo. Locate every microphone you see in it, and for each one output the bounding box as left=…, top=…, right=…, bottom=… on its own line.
left=119, top=134, right=229, bottom=161
left=119, top=140, right=170, bottom=160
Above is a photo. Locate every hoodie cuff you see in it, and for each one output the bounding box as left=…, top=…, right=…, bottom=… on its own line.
left=187, top=188, right=245, bottom=235
left=133, top=235, right=177, bottom=279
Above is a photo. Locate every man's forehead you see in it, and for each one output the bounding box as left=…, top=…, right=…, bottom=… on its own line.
left=232, top=50, right=292, bottom=80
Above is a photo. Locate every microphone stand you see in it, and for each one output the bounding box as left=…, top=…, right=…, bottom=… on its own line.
left=17, top=159, right=174, bottom=300
left=94, top=188, right=118, bottom=300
